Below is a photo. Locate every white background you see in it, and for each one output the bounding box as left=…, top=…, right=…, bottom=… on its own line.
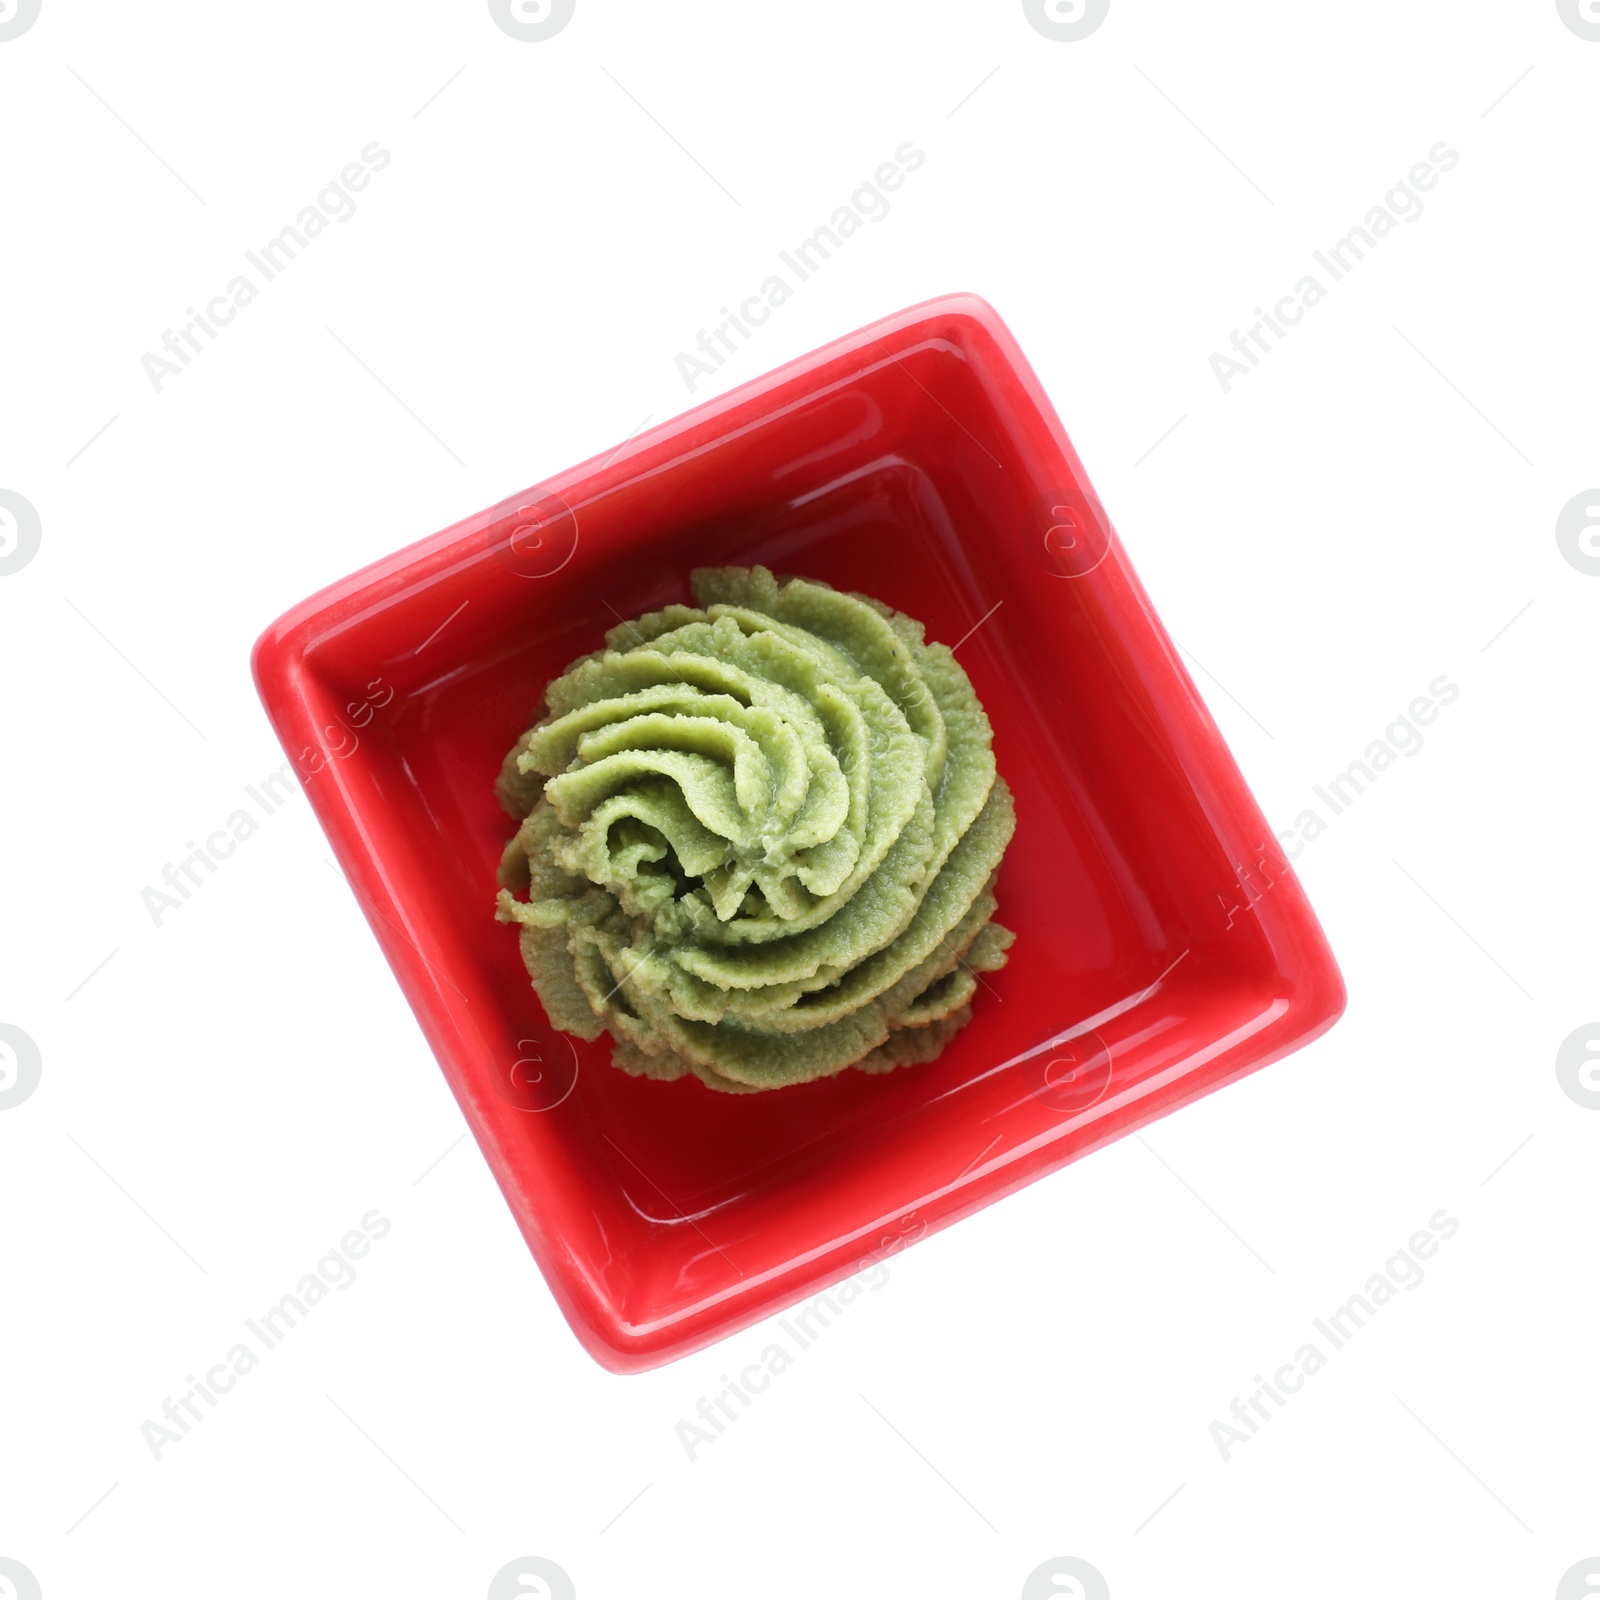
left=2, top=2, right=1596, bottom=1597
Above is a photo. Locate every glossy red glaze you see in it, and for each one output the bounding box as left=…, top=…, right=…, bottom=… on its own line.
left=252, top=294, right=1344, bottom=1371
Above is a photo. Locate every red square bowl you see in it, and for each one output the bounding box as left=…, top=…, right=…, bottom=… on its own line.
left=252, top=293, right=1344, bottom=1372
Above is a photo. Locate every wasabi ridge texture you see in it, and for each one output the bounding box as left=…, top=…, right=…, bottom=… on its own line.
left=495, top=566, right=1015, bottom=1093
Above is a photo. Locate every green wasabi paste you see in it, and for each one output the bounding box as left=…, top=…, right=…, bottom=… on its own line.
left=495, top=566, right=1015, bottom=1093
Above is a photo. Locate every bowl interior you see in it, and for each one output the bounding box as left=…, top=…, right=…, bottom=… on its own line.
left=290, top=323, right=1299, bottom=1341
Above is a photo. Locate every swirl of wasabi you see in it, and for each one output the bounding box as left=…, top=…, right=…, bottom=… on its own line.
left=494, top=566, right=1015, bottom=1093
